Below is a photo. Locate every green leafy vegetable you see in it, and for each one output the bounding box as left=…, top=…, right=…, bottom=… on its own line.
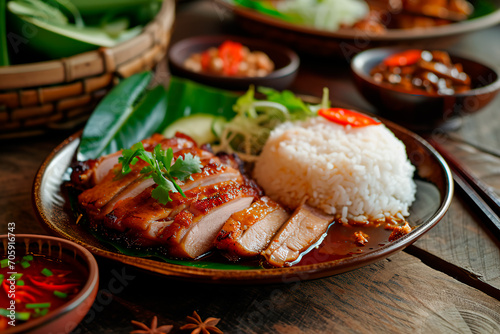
left=118, top=142, right=202, bottom=204
left=0, top=0, right=8, bottom=66
left=213, top=85, right=329, bottom=161
left=6, top=0, right=147, bottom=60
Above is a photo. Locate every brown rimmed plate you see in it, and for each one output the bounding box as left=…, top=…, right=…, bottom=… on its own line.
left=32, top=119, right=453, bottom=284
left=215, top=0, right=500, bottom=57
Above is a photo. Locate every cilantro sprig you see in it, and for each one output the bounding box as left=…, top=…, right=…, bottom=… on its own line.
left=118, top=142, right=202, bottom=205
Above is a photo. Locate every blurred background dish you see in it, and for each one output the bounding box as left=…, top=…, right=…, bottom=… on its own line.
left=215, top=0, right=500, bottom=58
left=0, top=234, right=98, bottom=334
left=350, top=47, right=500, bottom=132
left=168, top=35, right=300, bottom=90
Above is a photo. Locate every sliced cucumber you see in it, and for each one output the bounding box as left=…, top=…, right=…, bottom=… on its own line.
left=211, top=115, right=228, bottom=138
left=162, top=114, right=226, bottom=144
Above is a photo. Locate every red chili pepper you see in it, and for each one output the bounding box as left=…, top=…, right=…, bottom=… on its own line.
left=218, top=40, right=243, bottom=76
left=383, top=49, right=422, bottom=67
left=29, top=276, right=80, bottom=292
left=200, top=50, right=210, bottom=71
left=318, top=108, right=380, bottom=127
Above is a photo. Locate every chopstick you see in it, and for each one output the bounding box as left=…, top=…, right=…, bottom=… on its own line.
left=427, top=138, right=500, bottom=238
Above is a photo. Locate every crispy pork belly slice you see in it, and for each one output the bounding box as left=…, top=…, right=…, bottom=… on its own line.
left=71, top=134, right=196, bottom=188
left=262, top=203, right=334, bottom=267
left=78, top=159, right=149, bottom=218
left=81, top=147, right=242, bottom=219
left=215, top=197, right=289, bottom=258
left=102, top=180, right=259, bottom=251
left=160, top=181, right=260, bottom=258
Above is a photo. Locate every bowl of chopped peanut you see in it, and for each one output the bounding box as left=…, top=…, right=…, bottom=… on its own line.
left=168, top=35, right=300, bottom=90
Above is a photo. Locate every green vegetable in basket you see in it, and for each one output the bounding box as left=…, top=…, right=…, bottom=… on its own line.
left=5, top=0, right=157, bottom=60
left=0, top=0, right=8, bottom=66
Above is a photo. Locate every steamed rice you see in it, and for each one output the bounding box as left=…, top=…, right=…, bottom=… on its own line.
left=253, top=117, right=416, bottom=222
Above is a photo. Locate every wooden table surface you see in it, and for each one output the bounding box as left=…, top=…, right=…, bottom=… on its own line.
left=1, top=1, right=500, bottom=333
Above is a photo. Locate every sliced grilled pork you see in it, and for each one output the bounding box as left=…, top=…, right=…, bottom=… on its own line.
left=262, top=202, right=334, bottom=267
left=215, top=197, right=289, bottom=258
left=103, top=180, right=259, bottom=257
left=77, top=140, right=241, bottom=220
left=71, top=134, right=196, bottom=188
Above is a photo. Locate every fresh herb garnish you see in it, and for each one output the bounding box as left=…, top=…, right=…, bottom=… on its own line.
left=118, top=142, right=202, bottom=205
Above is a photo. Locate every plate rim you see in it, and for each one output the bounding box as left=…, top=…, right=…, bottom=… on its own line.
left=32, top=122, right=454, bottom=284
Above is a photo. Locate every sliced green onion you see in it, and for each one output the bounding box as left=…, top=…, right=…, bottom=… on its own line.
left=10, top=273, right=23, bottom=280
left=0, top=309, right=32, bottom=321
left=22, top=255, right=34, bottom=262
left=34, top=308, right=49, bottom=317
left=26, top=303, right=51, bottom=309
left=15, top=311, right=31, bottom=321
left=16, top=280, right=24, bottom=286
left=0, top=274, right=4, bottom=284
left=54, top=290, right=68, bottom=299
left=0, top=259, right=9, bottom=268
left=21, top=261, right=30, bottom=269
left=41, top=268, right=53, bottom=277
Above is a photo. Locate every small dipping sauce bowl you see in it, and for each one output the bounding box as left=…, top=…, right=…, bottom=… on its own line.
left=168, top=35, right=300, bottom=91
left=351, top=47, right=500, bottom=131
left=0, top=234, right=98, bottom=334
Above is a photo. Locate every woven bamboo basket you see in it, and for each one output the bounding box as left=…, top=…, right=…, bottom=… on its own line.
left=0, top=0, right=175, bottom=139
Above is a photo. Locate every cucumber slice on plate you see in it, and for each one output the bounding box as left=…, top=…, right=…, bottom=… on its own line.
left=162, top=114, right=226, bottom=145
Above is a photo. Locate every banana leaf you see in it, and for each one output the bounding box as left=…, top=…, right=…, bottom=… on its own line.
left=101, top=235, right=261, bottom=270
left=78, top=75, right=239, bottom=161
left=158, top=76, right=239, bottom=132
left=78, top=72, right=155, bottom=160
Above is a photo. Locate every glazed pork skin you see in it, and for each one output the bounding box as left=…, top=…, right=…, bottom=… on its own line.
left=215, top=196, right=289, bottom=258
left=104, top=180, right=259, bottom=258
left=71, top=133, right=194, bottom=188
left=77, top=139, right=240, bottom=220
left=164, top=185, right=257, bottom=258
left=262, top=202, right=334, bottom=267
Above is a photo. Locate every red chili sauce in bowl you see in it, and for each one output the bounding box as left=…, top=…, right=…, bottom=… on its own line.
left=183, top=40, right=275, bottom=77
left=370, top=49, right=471, bottom=95
left=0, top=253, right=86, bottom=330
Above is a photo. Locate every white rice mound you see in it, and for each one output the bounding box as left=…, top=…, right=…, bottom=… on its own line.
left=253, top=117, right=417, bottom=222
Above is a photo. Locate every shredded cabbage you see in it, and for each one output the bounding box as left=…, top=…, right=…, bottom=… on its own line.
left=213, top=86, right=330, bottom=162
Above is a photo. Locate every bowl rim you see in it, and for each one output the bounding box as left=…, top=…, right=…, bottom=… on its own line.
left=168, top=34, right=300, bottom=82
left=350, top=46, right=500, bottom=98
left=0, top=234, right=99, bottom=334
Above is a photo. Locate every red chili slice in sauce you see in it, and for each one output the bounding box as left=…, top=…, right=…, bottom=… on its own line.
left=318, top=108, right=380, bottom=127
left=218, top=40, right=244, bottom=76
left=383, top=49, right=422, bottom=67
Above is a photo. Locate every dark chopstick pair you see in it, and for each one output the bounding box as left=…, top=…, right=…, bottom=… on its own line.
left=427, top=138, right=500, bottom=240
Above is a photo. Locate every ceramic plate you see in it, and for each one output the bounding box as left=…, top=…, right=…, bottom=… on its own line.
left=215, top=0, right=500, bottom=57
left=33, top=120, right=453, bottom=284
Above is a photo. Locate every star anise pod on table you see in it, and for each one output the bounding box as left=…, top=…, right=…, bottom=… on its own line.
left=180, top=311, right=223, bottom=334
left=131, top=316, right=173, bottom=334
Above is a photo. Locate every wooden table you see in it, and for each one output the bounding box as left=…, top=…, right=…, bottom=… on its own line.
left=1, top=1, right=500, bottom=332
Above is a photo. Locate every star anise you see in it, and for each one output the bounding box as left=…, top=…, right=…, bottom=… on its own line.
left=131, top=316, right=173, bottom=334
left=180, top=311, right=223, bottom=334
